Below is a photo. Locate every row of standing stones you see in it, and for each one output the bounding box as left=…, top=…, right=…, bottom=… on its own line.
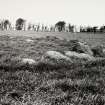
left=21, top=38, right=105, bottom=65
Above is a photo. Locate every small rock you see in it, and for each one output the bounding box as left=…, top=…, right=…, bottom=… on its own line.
left=26, top=39, right=34, bottom=43
left=21, top=58, right=36, bottom=64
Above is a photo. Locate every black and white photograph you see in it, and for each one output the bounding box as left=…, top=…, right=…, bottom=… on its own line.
left=0, top=0, right=105, bottom=104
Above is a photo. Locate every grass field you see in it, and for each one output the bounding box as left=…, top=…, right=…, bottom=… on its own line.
left=0, top=31, right=105, bottom=105
left=1, top=30, right=105, bottom=46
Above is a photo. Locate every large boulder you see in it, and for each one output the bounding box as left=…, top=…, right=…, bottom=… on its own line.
left=65, top=51, right=94, bottom=61
left=41, top=51, right=72, bottom=65
left=68, top=40, right=93, bottom=56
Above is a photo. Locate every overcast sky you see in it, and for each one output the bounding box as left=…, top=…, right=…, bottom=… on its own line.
left=0, top=0, right=105, bottom=26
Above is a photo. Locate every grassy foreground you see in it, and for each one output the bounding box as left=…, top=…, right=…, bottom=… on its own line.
left=0, top=32, right=105, bottom=105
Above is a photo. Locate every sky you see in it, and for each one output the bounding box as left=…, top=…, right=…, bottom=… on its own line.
left=0, top=0, right=105, bottom=26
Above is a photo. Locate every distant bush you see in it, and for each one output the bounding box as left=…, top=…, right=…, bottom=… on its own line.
left=55, top=21, right=66, bottom=32
left=15, top=18, right=25, bottom=30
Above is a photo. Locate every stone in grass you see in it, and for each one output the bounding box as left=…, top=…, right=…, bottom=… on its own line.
left=21, top=58, right=36, bottom=64
left=41, top=51, right=72, bottom=65
left=26, top=39, right=34, bottom=43
left=68, top=40, right=93, bottom=56
left=65, top=51, right=95, bottom=61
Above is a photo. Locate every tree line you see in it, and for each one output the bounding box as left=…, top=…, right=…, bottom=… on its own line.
left=0, top=18, right=105, bottom=33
